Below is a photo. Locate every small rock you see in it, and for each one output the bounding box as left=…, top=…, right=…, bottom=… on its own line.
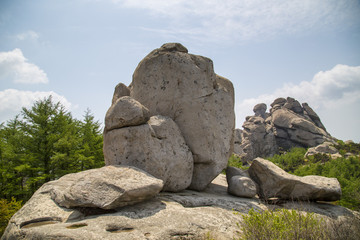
left=228, top=176, right=257, bottom=198
left=305, top=142, right=339, bottom=157
left=253, top=103, right=267, bottom=118
left=225, top=166, right=250, bottom=183
left=112, top=83, right=130, bottom=105
left=105, top=96, right=150, bottom=131
left=270, top=97, right=286, bottom=107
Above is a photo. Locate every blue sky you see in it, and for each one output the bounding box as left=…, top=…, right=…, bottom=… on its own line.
left=1, top=0, right=360, bottom=142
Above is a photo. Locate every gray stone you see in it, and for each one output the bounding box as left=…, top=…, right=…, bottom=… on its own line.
left=283, top=97, right=303, bottom=113
left=225, top=166, right=250, bottom=183
left=3, top=174, right=353, bottom=240
left=234, top=116, right=277, bottom=164
left=1, top=175, right=265, bottom=240
left=112, top=83, right=130, bottom=105
left=104, top=115, right=194, bottom=192
left=105, top=96, right=150, bottom=131
left=253, top=103, right=267, bottom=118
left=228, top=176, right=257, bottom=198
left=305, top=142, right=339, bottom=157
left=159, top=42, right=188, bottom=53
left=270, top=97, right=286, bottom=107
left=271, top=108, right=332, bottom=148
left=129, top=43, right=235, bottom=191
left=50, top=165, right=163, bottom=209
left=248, top=158, right=341, bottom=201
left=235, top=97, right=335, bottom=163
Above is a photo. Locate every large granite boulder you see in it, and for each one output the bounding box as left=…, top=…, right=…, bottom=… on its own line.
left=104, top=115, right=194, bottom=192
left=128, top=43, right=235, bottom=190
left=50, top=165, right=163, bottom=209
left=248, top=158, right=342, bottom=201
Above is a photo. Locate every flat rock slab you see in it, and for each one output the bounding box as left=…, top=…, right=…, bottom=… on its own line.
left=50, top=165, right=163, bottom=209
left=3, top=174, right=354, bottom=240
left=248, top=158, right=341, bottom=201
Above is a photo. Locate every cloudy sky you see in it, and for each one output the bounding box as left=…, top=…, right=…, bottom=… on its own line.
left=1, top=0, right=360, bottom=142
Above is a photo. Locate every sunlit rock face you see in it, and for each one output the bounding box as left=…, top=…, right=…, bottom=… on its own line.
left=104, top=43, right=235, bottom=191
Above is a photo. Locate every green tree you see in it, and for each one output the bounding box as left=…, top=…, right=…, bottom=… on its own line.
left=0, top=96, right=104, bottom=202
left=20, top=96, right=73, bottom=192
left=76, top=109, right=104, bottom=171
left=0, top=116, right=29, bottom=200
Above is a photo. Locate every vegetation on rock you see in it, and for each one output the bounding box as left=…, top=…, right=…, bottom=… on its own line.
left=266, top=146, right=360, bottom=211
left=237, top=208, right=360, bottom=240
left=0, top=198, right=22, bottom=236
left=238, top=208, right=327, bottom=240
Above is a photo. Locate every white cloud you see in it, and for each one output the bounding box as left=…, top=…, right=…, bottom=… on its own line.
left=15, top=30, right=39, bottom=41
left=112, top=0, right=360, bottom=42
left=235, top=64, right=360, bottom=141
left=0, top=89, right=73, bottom=123
left=0, top=48, right=48, bottom=84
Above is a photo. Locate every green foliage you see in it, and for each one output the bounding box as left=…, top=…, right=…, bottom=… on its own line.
left=266, top=147, right=307, bottom=173
left=294, top=156, right=360, bottom=210
left=267, top=144, right=360, bottom=211
left=238, top=208, right=327, bottom=240
left=227, top=154, right=249, bottom=170
left=0, top=96, right=104, bottom=202
left=0, top=198, right=22, bottom=236
left=335, top=140, right=360, bottom=156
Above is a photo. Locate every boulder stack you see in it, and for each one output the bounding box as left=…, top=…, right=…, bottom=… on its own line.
left=104, top=43, right=235, bottom=191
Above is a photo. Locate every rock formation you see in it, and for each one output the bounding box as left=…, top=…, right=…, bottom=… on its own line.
left=104, top=43, right=235, bottom=191
left=2, top=174, right=352, bottom=240
left=234, top=97, right=335, bottom=163
left=2, top=44, right=352, bottom=240
left=248, top=158, right=341, bottom=201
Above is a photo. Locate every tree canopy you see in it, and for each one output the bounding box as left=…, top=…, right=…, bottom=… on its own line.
left=0, top=96, right=104, bottom=202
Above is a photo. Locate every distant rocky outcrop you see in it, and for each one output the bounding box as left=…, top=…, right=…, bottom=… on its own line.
left=234, top=97, right=335, bottom=163
left=104, top=43, right=235, bottom=191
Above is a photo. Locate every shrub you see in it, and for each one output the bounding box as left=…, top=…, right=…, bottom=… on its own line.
left=335, top=140, right=360, bottom=155
left=294, top=156, right=360, bottom=210
left=237, top=208, right=327, bottom=240
left=227, top=154, right=249, bottom=170
left=0, top=197, right=22, bottom=237
left=266, top=147, right=307, bottom=173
